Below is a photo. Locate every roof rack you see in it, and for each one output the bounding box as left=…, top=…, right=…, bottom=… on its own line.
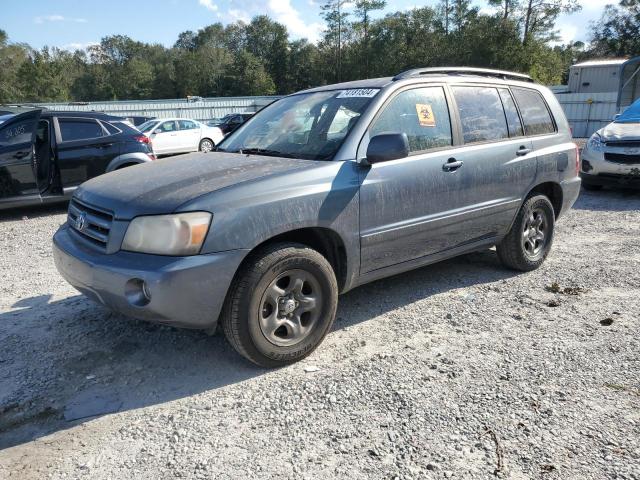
left=392, top=67, right=534, bottom=83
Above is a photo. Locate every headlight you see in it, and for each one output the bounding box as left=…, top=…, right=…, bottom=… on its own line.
left=586, top=133, right=604, bottom=151
left=122, top=212, right=212, bottom=256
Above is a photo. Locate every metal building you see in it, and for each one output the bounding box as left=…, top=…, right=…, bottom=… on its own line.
left=568, top=59, right=627, bottom=94
left=618, top=56, right=640, bottom=109
left=34, top=96, right=281, bottom=122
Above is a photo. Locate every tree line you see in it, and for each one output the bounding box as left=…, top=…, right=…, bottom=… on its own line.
left=0, top=0, right=638, bottom=104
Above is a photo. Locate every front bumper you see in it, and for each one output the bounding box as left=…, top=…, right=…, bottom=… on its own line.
left=581, top=147, right=640, bottom=175
left=53, top=223, right=249, bottom=329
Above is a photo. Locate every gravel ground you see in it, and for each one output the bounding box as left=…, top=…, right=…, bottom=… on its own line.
left=0, top=188, right=639, bottom=480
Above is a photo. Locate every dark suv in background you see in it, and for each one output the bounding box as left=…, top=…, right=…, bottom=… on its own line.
left=208, top=113, right=254, bottom=135
left=54, top=67, right=580, bottom=367
left=0, top=110, right=155, bottom=210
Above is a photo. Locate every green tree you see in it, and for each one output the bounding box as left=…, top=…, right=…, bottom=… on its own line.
left=353, top=0, right=386, bottom=77
left=0, top=30, right=29, bottom=103
left=223, top=51, right=275, bottom=96
left=520, top=0, right=581, bottom=44
left=320, top=0, right=351, bottom=82
left=590, top=0, right=640, bottom=56
left=245, top=16, right=290, bottom=93
left=17, top=47, right=81, bottom=102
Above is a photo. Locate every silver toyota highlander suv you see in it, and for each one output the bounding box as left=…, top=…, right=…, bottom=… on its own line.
left=53, top=67, right=581, bottom=367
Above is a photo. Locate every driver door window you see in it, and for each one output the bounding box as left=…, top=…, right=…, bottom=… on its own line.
left=369, top=87, right=452, bottom=154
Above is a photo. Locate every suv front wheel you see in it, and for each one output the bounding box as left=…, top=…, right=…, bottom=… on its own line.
left=221, top=243, right=338, bottom=367
left=497, top=195, right=555, bottom=271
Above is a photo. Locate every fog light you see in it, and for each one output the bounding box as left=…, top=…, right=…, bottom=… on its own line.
left=582, top=159, right=593, bottom=172
left=125, top=278, right=151, bottom=307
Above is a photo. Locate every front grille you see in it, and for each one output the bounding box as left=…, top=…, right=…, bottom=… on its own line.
left=604, top=153, right=640, bottom=165
left=605, top=141, right=640, bottom=149
left=68, top=199, right=113, bottom=249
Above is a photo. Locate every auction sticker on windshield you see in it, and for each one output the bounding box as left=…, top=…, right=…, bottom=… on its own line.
left=336, top=89, right=379, bottom=98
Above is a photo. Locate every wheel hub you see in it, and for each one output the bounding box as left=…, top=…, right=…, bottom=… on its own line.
left=279, top=296, right=297, bottom=316
left=258, top=269, right=322, bottom=347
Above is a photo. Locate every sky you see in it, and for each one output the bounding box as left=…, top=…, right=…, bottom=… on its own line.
left=1, top=0, right=608, bottom=51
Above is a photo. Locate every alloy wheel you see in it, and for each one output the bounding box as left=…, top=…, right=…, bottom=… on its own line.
left=522, top=207, right=548, bottom=257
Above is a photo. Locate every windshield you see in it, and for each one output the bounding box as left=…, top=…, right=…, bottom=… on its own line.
left=219, top=89, right=379, bottom=160
left=138, top=120, right=159, bottom=133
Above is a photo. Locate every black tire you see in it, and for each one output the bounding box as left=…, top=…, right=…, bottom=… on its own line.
left=221, top=242, right=338, bottom=368
left=496, top=195, right=555, bottom=272
left=582, top=183, right=603, bottom=191
left=199, top=138, right=214, bottom=152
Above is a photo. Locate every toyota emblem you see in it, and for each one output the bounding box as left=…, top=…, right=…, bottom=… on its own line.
left=75, top=212, right=87, bottom=231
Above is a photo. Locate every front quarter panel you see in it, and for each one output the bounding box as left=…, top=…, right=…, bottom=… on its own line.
left=178, top=159, right=362, bottom=289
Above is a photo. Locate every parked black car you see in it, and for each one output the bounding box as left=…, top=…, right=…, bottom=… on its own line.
left=0, top=110, right=155, bottom=210
left=208, top=113, right=253, bottom=135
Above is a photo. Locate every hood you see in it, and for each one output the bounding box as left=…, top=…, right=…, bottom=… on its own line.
left=599, top=121, right=640, bottom=142
left=74, top=152, right=320, bottom=219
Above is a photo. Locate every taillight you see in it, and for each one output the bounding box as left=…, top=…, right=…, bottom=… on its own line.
left=135, top=135, right=151, bottom=144
left=147, top=153, right=157, bottom=161
left=574, top=143, right=580, bottom=176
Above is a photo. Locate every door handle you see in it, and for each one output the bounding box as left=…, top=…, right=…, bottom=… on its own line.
left=516, top=147, right=532, bottom=156
left=13, top=151, right=30, bottom=160
left=443, top=158, right=464, bottom=172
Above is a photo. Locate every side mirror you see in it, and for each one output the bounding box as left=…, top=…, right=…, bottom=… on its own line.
left=613, top=113, right=621, bottom=121
left=365, top=133, right=409, bottom=164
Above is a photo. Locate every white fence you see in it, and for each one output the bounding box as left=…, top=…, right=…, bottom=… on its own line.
left=34, top=96, right=281, bottom=122
left=555, top=92, right=618, bottom=138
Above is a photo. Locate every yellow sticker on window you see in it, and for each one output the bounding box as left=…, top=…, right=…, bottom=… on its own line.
left=415, top=103, right=436, bottom=127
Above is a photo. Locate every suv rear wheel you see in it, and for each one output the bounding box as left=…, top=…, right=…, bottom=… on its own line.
left=221, top=243, right=338, bottom=367
left=497, top=195, right=555, bottom=271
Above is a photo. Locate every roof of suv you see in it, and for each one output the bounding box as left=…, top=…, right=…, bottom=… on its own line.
left=43, top=111, right=125, bottom=122
left=299, top=67, right=536, bottom=95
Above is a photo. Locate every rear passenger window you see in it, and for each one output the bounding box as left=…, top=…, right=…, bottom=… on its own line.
left=498, top=89, right=524, bottom=137
left=370, top=86, right=452, bottom=153
left=59, top=119, right=104, bottom=142
left=452, top=86, right=508, bottom=143
left=511, top=87, right=555, bottom=135
left=178, top=120, right=197, bottom=130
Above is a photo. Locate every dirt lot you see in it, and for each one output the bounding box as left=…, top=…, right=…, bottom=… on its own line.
left=0, top=188, right=639, bottom=480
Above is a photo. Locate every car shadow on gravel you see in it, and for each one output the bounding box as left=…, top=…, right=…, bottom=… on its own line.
left=574, top=188, right=640, bottom=212
left=0, top=202, right=68, bottom=223
left=0, top=248, right=516, bottom=450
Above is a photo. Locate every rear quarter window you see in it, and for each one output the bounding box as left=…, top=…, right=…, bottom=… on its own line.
left=511, top=87, right=555, bottom=136
left=102, top=122, right=121, bottom=135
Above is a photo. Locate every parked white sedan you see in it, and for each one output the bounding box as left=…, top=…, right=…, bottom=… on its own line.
left=138, top=118, right=224, bottom=155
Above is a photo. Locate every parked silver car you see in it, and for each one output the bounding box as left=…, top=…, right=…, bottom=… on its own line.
left=581, top=98, right=640, bottom=189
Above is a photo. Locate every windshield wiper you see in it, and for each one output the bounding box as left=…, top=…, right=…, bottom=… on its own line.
left=235, top=148, right=296, bottom=158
